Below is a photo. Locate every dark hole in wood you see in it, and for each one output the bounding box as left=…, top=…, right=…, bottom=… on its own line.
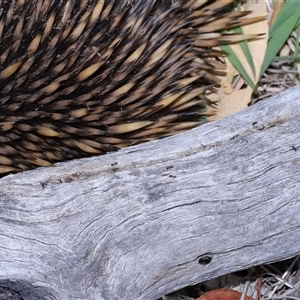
left=198, top=255, right=212, bottom=265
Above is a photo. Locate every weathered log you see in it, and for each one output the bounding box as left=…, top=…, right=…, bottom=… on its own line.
left=0, top=85, right=300, bottom=300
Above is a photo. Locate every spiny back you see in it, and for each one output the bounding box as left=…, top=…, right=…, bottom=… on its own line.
left=0, top=0, right=261, bottom=175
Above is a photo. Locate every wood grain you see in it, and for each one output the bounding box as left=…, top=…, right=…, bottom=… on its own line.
left=0, top=85, right=300, bottom=299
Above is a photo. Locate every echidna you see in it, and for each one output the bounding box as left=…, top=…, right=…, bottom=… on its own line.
left=0, top=0, right=262, bottom=175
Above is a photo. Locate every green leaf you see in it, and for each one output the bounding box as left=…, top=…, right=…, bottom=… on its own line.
left=220, top=44, right=257, bottom=90
left=260, top=1, right=300, bottom=78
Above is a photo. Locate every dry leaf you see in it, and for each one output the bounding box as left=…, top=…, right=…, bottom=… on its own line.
left=208, top=2, right=269, bottom=121
left=196, top=288, right=255, bottom=300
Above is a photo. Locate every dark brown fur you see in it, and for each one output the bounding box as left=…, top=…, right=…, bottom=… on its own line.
left=0, top=0, right=262, bottom=175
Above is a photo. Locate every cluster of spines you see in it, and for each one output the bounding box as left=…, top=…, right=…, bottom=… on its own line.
left=0, top=0, right=263, bottom=175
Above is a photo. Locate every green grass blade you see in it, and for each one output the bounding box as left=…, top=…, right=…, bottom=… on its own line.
left=220, top=44, right=257, bottom=90
left=232, top=28, right=257, bottom=76
left=260, top=1, right=300, bottom=78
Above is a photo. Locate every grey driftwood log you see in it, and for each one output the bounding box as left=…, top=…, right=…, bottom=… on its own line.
left=1, top=85, right=300, bottom=300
